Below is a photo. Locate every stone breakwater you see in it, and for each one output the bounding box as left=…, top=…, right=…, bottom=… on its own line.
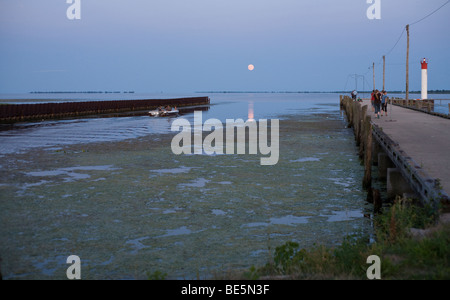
left=0, top=97, right=210, bottom=123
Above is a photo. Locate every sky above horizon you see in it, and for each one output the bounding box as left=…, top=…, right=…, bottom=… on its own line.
left=0, top=0, right=449, bottom=94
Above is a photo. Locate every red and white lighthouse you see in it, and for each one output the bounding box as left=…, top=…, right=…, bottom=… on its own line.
left=421, top=58, right=428, bottom=100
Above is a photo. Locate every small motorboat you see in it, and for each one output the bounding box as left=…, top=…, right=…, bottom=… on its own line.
left=149, top=108, right=179, bottom=117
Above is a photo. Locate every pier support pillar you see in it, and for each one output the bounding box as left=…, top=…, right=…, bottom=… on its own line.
left=362, top=116, right=372, bottom=189
left=378, top=153, right=394, bottom=180
left=358, top=105, right=368, bottom=159
left=372, top=141, right=383, bottom=166
left=387, top=168, right=415, bottom=199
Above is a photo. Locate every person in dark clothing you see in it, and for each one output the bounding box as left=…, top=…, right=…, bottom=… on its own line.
left=370, top=90, right=375, bottom=112
left=381, top=91, right=388, bottom=116
left=374, top=89, right=382, bottom=119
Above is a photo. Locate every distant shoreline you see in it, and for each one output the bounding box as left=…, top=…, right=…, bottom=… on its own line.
left=29, top=91, right=135, bottom=94
left=1, top=90, right=448, bottom=95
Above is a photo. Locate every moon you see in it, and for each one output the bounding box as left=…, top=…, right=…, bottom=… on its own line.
left=248, top=64, right=254, bottom=71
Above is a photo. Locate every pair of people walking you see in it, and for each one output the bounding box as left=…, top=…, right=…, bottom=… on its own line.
left=372, top=90, right=388, bottom=119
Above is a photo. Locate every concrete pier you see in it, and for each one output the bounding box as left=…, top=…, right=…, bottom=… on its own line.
left=340, top=96, right=450, bottom=208
left=387, top=168, right=416, bottom=199
left=370, top=99, right=450, bottom=197
left=378, top=153, right=394, bottom=180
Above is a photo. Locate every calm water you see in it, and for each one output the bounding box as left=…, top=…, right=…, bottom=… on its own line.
left=0, top=93, right=374, bottom=279
left=0, top=93, right=339, bottom=155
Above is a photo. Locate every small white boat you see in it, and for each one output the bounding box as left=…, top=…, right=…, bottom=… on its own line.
left=149, top=109, right=179, bottom=117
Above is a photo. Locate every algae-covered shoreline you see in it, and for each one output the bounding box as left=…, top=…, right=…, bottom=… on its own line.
left=0, top=110, right=373, bottom=279
left=241, top=198, right=450, bottom=280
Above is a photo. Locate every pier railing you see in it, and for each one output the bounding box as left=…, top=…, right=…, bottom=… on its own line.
left=390, top=98, right=450, bottom=119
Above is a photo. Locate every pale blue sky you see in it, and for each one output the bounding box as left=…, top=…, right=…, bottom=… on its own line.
left=0, top=0, right=449, bottom=93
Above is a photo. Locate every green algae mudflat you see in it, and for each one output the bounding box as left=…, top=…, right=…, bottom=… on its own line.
left=0, top=96, right=373, bottom=279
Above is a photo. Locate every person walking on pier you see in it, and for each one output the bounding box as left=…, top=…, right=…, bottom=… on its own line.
left=374, top=89, right=381, bottom=119
left=351, top=90, right=358, bottom=101
left=371, top=90, right=375, bottom=112
left=381, top=91, right=388, bottom=116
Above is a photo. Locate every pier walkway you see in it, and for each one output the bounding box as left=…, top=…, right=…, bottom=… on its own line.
left=364, top=99, right=450, bottom=201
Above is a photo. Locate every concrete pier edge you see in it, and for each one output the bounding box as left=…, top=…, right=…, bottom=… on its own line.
left=340, top=95, right=449, bottom=209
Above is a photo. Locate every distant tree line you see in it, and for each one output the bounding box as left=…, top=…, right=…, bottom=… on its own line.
left=30, top=91, right=135, bottom=94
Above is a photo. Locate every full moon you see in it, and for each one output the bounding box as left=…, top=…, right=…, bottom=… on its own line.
left=248, top=64, right=254, bottom=71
